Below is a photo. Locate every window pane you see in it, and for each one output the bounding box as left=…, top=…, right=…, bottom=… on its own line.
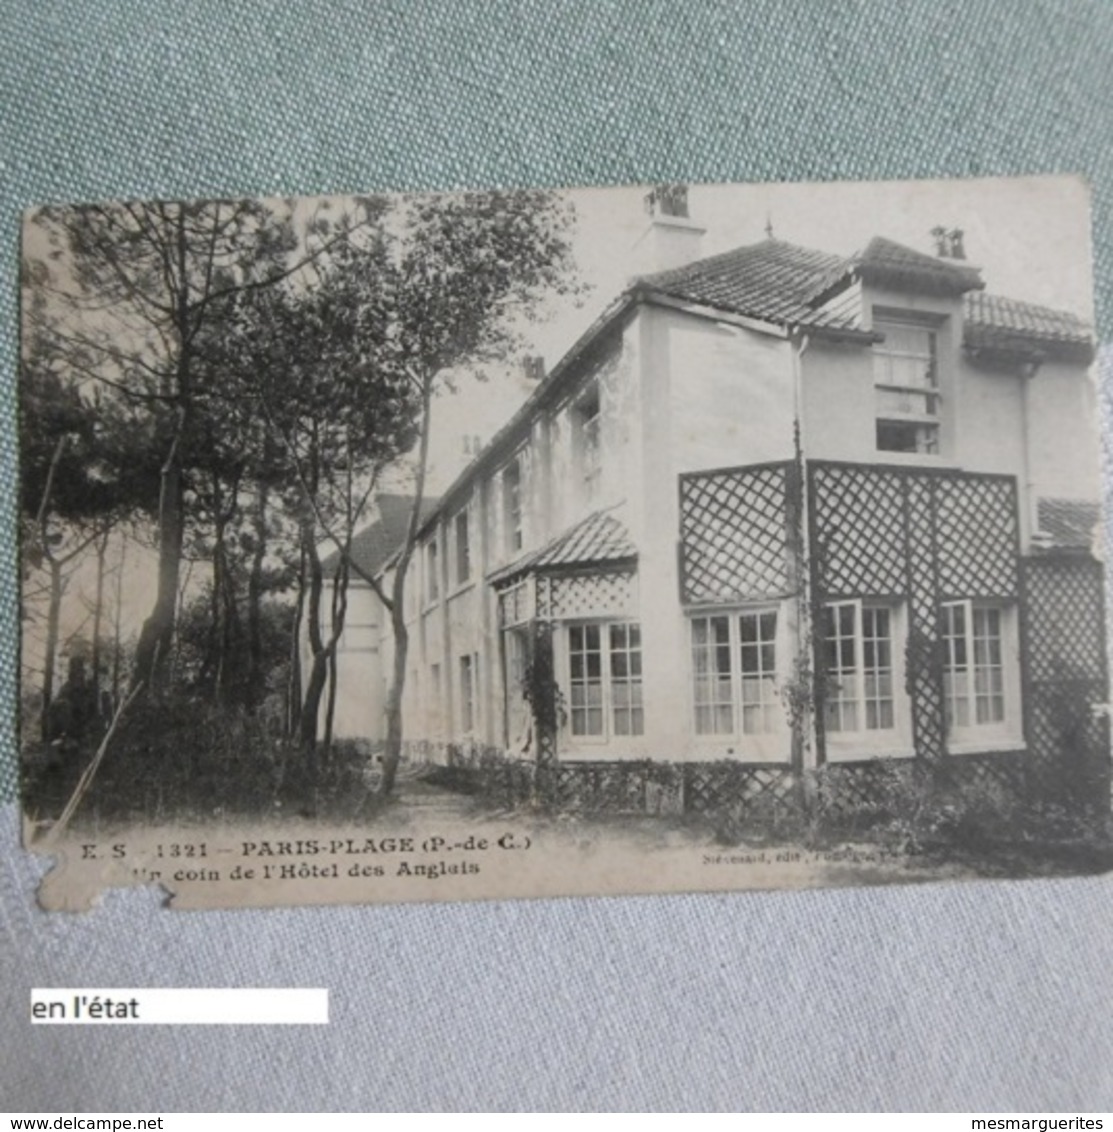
left=876, top=421, right=940, bottom=453
left=608, top=621, right=644, bottom=737
left=862, top=605, right=894, bottom=732
left=692, top=617, right=733, bottom=735
left=824, top=603, right=858, bottom=733
left=568, top=622, right=604, bottom=737
left=737, top=611, right=777, bottom=734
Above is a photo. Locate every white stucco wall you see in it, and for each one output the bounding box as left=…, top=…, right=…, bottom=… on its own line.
left=319, top=582, right=386, bottom=743
left=667, top=310, right=796, bottom=474
left=1026, top=359, right=1102, bottom=501
left=627, top=305, right=799, bottom=762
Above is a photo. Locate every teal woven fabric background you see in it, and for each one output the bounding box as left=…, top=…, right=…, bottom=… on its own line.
left=2, top=0, right=1112, bottom=1113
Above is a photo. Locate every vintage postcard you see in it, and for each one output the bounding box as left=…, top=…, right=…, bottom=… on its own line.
left=18, top=175, right=1112, bottom=911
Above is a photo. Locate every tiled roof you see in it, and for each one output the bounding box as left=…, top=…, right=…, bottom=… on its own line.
left=819, top=235, right=985, bottom=297
left=1036, top=498, right=1102, bottom=551
left=964, top=291, right=1094, bottom=362
left=490, top=508, right=636, bottom=584
left=321, top=493, right=439, bottom=578
left=640, top=238, right=848, bottom=329
left=640, top=236, right=1091, bottom=359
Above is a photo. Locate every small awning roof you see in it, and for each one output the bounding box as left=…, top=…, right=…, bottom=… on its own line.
left=490, top=507, right=636, bottom=587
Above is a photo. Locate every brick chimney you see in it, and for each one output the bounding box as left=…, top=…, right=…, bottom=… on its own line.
left=632, top=183, right=705, bottom=273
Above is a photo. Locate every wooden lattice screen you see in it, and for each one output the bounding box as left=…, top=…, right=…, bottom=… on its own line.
left=536, top=570, right=637, bottom=620
left=678, top=462, right=797, bottom=604
left=1022, top=554, right=1109, bottom=807
left=808, top=462, right=1019, bottom=765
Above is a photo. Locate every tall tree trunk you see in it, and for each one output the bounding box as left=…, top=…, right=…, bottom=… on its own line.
left=133, top=409, right=186, bottom=688
left=36, top=436, right=66, bottom=741
left=378, top=378, right=433, bottom=797
left=133, top=208, right=192, bottom=690
left=323, top=554, right=350, bottom=760
left=298, top=516, right=326, bottom=779
left=210, top=505, right=227, bottom=704
left=90, top=529, right=109, bottom=716
left=377, top=601, right=409, bottom=797
left=40, top=559, right=63, bottom=741
left=220, top=552, right=240, bottom=706
left=246, top=469, right=271, bottom=712
left=285, top=544, right=306, bottom=738
left=111, top=533, right=127, bottom=707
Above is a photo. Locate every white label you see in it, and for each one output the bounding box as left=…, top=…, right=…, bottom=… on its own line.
left=29, top=988, right=328, bottom=1025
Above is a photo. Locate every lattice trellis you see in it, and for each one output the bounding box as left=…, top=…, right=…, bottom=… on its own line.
left=810, top=465, right=905, bottom=597
left=808, top=463, right=1022, bottom=765
left=1022, top=555, right=1109, bottom=808
left=682, top=762, right=798, bottom=815
left=816, top=760, right=922, bottom=819
left=544, top=761, right=652, bottom=812
left=936, top=477, right=1018, bottom=598
left=679, top=464, right=791, bottom=603
left=497, top=578, right=534, bottom=628
left=935, top=750, right=1027, bottom=802
left=905, top=475, right=947, bottom=761
left=536, top=570, right=637, bottom=620
left=1023, top=556, right=1106, bottom=684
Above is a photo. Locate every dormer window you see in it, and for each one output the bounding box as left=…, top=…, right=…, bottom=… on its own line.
left=873, top=319, right=941, bottom=454
left=573, top=383, right=601, bottom=501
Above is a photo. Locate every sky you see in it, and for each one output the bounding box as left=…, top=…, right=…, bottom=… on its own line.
left=422, top=173, right=1095, bottom=493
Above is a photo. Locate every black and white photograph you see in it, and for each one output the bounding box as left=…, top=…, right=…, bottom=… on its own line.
left=18, top=175, right=1112, bottom=910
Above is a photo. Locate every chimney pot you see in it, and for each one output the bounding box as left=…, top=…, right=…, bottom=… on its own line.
left=633, top=183, right=705, bottom=274
left=645, top=184, right=690, bottom=219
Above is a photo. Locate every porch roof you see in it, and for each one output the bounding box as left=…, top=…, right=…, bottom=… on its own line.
left=489, top=507, right=637, bottom=586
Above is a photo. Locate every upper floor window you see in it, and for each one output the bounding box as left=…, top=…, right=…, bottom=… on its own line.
left=453, top=508, right=471, bottom=586
left=873, top=320, right=940, bottom=454
left=503, top=458, right=523, bottom=556
left=424, top=538, right=439, bottom=604
left=573, top=384, right=602, bottom=501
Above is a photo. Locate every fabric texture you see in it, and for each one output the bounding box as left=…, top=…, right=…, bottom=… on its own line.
left=2, top=0, right=1112, bottom=1112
